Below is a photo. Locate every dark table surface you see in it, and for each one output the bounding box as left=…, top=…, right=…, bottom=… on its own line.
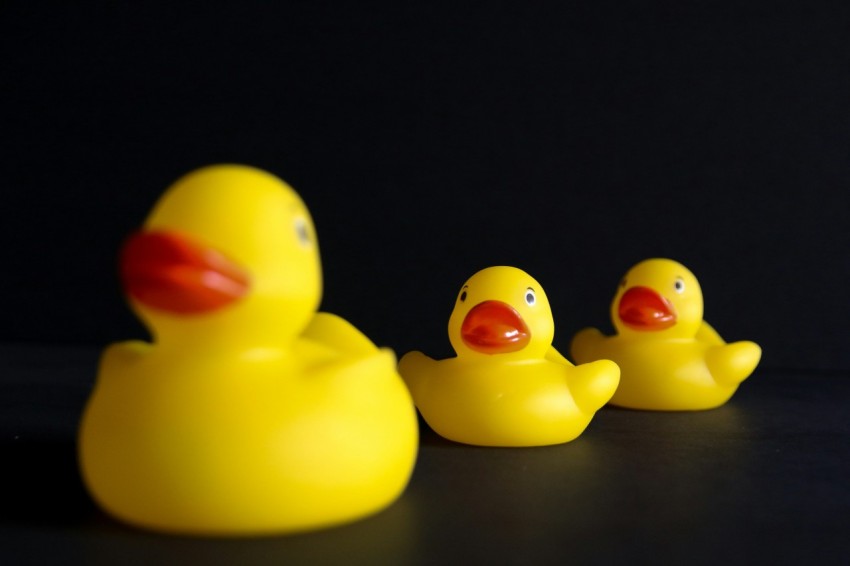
left=1, top=343, right=848, bottom=565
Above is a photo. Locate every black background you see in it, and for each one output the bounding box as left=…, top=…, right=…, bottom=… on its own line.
left=3, top=4, right=850, bottom=563
left=3, top=2, right=850, bottom=369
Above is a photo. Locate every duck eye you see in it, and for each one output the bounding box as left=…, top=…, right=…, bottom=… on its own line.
left=620, top=278, right=627, bottom=288
left=294, top=217, right=311, bottom=246
left=525, top=288, right=536, bottom=306
left=674, top=277, right=685, bottom=293
left=459, top=290, right=467, bottom=302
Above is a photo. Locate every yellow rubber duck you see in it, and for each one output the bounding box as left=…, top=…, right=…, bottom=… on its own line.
left=78, top=165, right=418, bottom=536
left=571, top=258, right=761, bottom=411
left=399, top=266, right=620, bottom=447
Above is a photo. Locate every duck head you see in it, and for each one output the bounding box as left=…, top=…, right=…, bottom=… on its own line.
left=610, top=258, right=703, bottom=339
left=448, top=266, right=554, bottom=359
left=120, top=164, right=322, bottom=349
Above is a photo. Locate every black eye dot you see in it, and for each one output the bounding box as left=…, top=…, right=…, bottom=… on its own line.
left=295, top=218, right=310, bottom=245
left=674, top=278, right=685, bottom=292
left=459, top=290, right=467, bottom=302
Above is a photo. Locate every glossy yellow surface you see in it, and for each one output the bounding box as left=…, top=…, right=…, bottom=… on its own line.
left=79, top=165, right=418, bottom=535
left=399, top=266, right=620, bottom=447
left=571, top=258, right=761, bottom=411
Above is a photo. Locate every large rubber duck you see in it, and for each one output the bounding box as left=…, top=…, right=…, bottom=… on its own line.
left=571, top=258, right=761, bottom=411
left=78, top=165, right=418, bottom=536
left=399, top=266, right=620, bottom=447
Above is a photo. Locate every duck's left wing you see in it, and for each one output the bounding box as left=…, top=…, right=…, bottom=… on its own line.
left=302, top=312, right=378, bottom=356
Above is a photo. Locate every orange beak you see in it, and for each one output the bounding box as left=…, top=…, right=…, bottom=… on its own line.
left=461, top=300, right=530, bottom=354
left=120, top=230, right=251, bottom=314
left=618, top=286, right=676, bottom=331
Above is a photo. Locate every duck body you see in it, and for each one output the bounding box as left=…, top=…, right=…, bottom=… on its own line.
left=400, top=353, right=618, bottom=446
left=78, top=165, right=418, bottom=535
left=571, top=258, right=761, bottom=411
left=82, top=337, right=415, bottom=535
left=399, top=266, right=619, bottom=447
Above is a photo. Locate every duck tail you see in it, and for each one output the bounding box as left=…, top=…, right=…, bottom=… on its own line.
left=706, top=341, right=762, bottom=386
left=570, top=360, right=620, bottom=414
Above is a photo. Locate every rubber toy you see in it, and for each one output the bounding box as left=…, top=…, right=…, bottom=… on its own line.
left=78, top=164, right=418, bottom=536
left=398, top=266, right=620, bottom=447
left=571, top=258, right=761, bottom=411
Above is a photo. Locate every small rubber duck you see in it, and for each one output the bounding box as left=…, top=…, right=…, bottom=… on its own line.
left=570, top=258, right=761, bottom=411
left=78, top=165, right=418, bottom=536
left=399, top=266, right=620, bottom=447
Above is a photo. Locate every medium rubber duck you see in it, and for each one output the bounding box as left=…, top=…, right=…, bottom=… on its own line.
left=78, top=165, right=418, bottom=536
left=399, top=266, right=620, bottom=447
left=570, top=258, right=761, bottom=411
